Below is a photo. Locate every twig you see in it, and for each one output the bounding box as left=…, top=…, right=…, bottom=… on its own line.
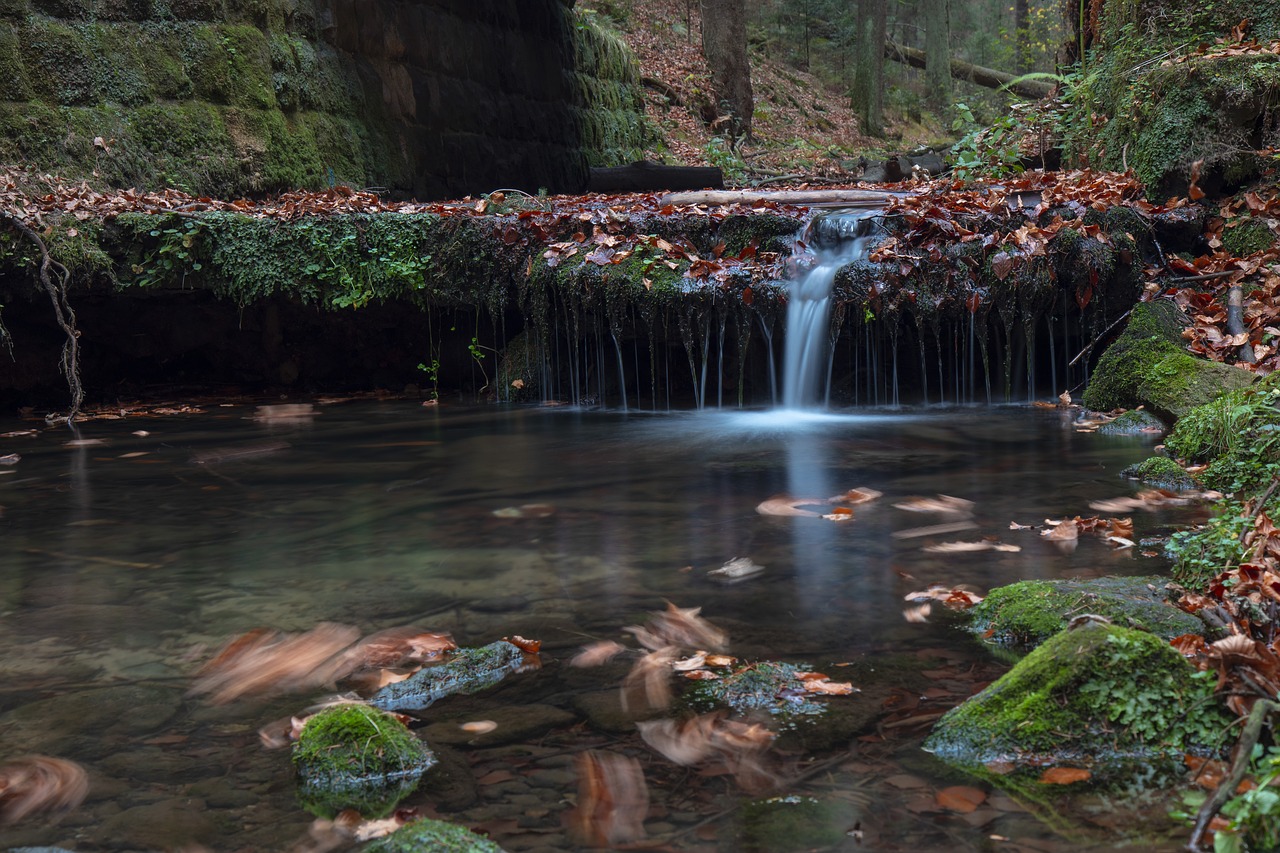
left=750, top=173, right=806, bottom=187
left=1188, top=698, right=1279, bottom=851
left=1226, top=284, right=1257, bottom=363
left=1172, top=271, right=1240, bottom=283
left=1, top=213, right=83, bottom=421
left=1240, top=474, right=1280, bottom=546
left=1069, top=308, right=1133, bottom=367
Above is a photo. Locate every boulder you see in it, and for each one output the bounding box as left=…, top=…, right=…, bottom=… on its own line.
left=969, top=576, right=1211, bottom=650
left=363, top=817, right=507, bottom=852
left=292, top=705, right=435, bottom=819
left=925, top=622, right=1231, bottom=770
left=370, top=641, right=532, bottom=712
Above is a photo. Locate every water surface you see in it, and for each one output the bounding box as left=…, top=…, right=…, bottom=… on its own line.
left=0, top=402, right=1203, bottom=851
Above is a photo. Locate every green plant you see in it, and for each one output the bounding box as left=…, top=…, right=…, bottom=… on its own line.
left=948, top=102, right=1026, bottom=181
left=129, top=219, right=206, bottom=287
left=1165, top=384, right=1280, bottom=493
left=1217, top=745, right=1280, bottom=852
left=703, top=136, right=747, bottom=182
left=1169, top=499, right=1254, bottom=590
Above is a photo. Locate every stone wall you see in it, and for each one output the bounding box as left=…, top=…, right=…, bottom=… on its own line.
left=0, top=0, right=652, bottom=198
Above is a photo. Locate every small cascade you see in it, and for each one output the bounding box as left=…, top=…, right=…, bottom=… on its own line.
left=782, top=209, right=882, bottom=409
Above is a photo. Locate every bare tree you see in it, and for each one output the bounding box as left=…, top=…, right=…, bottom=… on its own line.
left=700, top=0, right=754, bottom=139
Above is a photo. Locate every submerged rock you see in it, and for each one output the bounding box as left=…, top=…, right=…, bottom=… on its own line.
left=969, top=576, right=1210, bottom=650
left=1098, top=408, right=1166, bottom=435
left=363, top=817, right=507, bottom=852
left=370, top=641, right=531, bottom=712
left=735, top=795, right=859, bottom=853
left=292, top=705, right=435, bottom=819
left=925, top=622, right=1231, bottom=770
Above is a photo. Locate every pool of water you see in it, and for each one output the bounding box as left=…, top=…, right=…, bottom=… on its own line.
left=0, top=401, right=1206, bottom=852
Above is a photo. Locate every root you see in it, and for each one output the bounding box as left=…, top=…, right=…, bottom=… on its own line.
left=2, top=214, right=83, bottom=421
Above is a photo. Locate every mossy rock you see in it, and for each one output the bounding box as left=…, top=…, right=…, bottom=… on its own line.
left=1120, top=455, right=1200, bottom=490
left=292, top=704, right=435, bottom=819
left=1097, top=408, right=1166, bottom=435
left=925, top=622, right=1231, bottom=769
left=364, top=818, right=506, bottom=853
left=1222, top=219, right=1277, bottom=257
left=1164, top=380, right=1280, bottom=492
left=1082, top=300, right=1256, bottom=420
left=370, top=641, right=529, bottom=712
left=734, top=795, right=857, bottom=853
left=969, top=576, right=1210, bottom=650
left=717, top=213, right=798, bottom=255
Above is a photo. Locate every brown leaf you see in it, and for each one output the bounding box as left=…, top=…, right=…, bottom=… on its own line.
left=935, top=785, right=986, bottom=813
left=570, top=640, right=627, bottom=668
left=0, top=756, right=89, bottom=825
left=1038, top=766, right=1091, bottom=785
left=572, top=751, right=649, bottom=846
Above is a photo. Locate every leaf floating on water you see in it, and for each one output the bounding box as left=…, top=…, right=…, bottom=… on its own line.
left=708, top=556, right=765, bottom=581
left=570, top=640, right=627, bottom=668
left=253, top=403, right=316, bottom=425
left=1106, top=535, right=1136, bottom=549
left=803, top=679, right=858, bottom=695
left=903, top=603, right=932, bottom=622
left=1038, top=766, right=1091, bottom=785
left=1042, top=519, right=1080, bottom=540
left=460, top=720, right=498, bottom=735
left=756, top=495, right=823, bottom=517
left=892, top=520, right=979, bottom=539
left=621, top=647, right=677, bottom=711
left=0, top=755, right=89, bottom=825
left=922, top=540, right=996, bottom=553
left=492, top=503, right=555, bottom=519
left=830, top=487, right=882, bottom=504
left=345, top=627, right=457, bottom=669
left=572, top=751, right=649, bottom=847
left=1009, top=521, right=1032, bottom=530
left=894, top=495, right=975, bottom=515
left=822, top=507, right=855, bottom=521
left=672, top=651, right=709, bottom=671
left=0, top=454, right=18, bottom=465
left=628, top=601, right=728, bottom=652
left=504, top=634, right=542, bottom=654
left=189, top=623, right=361, bottom=704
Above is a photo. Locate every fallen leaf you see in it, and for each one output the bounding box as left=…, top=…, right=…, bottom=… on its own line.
left=571, top=640, right=627, bottom=667
left=903, top=603, right=932, bottom=622
left=1038, top=766, right=1091, bottom=785
left=936, top=785, right=987, bottom=813
left=756, top=495, right=823, bottom=517
left=460, top=720, right=498, bottom=734
left=0, top=756, right=89, bottom=825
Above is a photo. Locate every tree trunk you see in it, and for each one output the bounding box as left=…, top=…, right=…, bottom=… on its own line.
left=852, top=0, right=887, bottom=136
left=884, top=41, right=1054, bottom=98
left=699, top=0, right=754, bottom=139
left=1014, top=0, right=1030, bottom=72
left=924, top=0, right=951, bottom=112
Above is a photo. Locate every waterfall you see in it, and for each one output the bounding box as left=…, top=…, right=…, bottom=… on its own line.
left=782, top=209, right=881, bottom=410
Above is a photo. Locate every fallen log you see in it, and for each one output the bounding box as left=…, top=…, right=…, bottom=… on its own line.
left=658, top=188, right=897, bottom=207
left=883, top=42, right=1054, bottom=100
left=588, top=160, right=724, bottom=193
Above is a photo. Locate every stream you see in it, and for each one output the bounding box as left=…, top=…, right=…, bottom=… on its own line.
left=0, top=401, right=1208, bottom=851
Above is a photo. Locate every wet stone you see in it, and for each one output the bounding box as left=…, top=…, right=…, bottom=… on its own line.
left=419, top=703, right=576, bottom=747
left=100, top=797, right=222, bottom=849
left=0, top=684, right=182, bottom=756
left=371, top=641, right=531, bottom=712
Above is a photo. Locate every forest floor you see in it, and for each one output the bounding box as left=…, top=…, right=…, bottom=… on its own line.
left=579, top=0, right=949, bottom=183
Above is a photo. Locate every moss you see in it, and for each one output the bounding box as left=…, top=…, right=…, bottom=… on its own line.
left=370, top=641, right=529, bottom=712
left=1120, top=455, right=1200, bottom=490
left=736, top=796, right=852, bottom=853
left=1097, top=408, right=1166, bottom=435
left=571, top=11, right=654, bottom=166
left=969, top=577, right=1210, bottom=650
left=185, top=24, right=275, bottom=110
left=717, top=214, right=798, bottom=255
left=1222, top=219, right=1277, bottom=257
left=0, top=25, right=31, bottom=100
left=0, top=0, right=29, bottom=19
left=292, top=704, right=435, bottom=819
left=1082, top=300, right=1256, bottom=420
left=925, top=622, right=1231, bottom=768
left=22, top=17, right=96, bottom=105
left=365, top=818, right=506, bottom=853
left=1164, top=381, right=1280, bottom=492
left=684, top=660, right=828, bottom=719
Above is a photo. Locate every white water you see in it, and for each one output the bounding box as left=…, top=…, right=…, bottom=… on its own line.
left=781, top=209, right=881, bottom=410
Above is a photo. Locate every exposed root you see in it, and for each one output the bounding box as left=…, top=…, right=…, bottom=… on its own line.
left=1188, top=698, right=1279, bottom=851
left=1, top=213, right=82, bottom=421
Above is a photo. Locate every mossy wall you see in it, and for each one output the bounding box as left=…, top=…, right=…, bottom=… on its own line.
left=0, top=0, right=653, bottom=199
left=1065, top=0, right=1280, bottom=196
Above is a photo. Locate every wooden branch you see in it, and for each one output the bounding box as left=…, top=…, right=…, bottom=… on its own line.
left=1189, top=698, right=1279, bottom=851
left=641, top=76, right=683, bottom=106
left=883, top=41, right=1054, bottom=99
left=1227, top=284, right=1257, bottom=363
left=658, top=188, right=897, bottom=207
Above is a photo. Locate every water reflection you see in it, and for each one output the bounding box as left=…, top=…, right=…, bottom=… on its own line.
left=0, top=402, right=1202, bottom=851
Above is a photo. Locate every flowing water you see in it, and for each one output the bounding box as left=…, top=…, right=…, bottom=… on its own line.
left=0, top=401, right=1205, bottom=852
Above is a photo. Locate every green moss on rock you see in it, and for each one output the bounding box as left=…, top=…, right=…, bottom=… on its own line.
left=1120, top=455, right=1199, bottom=490
left=717, top=213, right=797, bottom=255
left=292, top=704, right=435, bottom=818
left=925, top=622, right=1231, bottom=768
left=364, top=818, right=506, bottom=853
left=1082, top=300, right=1256, bottom=420
left=736, top=796, right=854, bottom=853
left=1222, top=219, right=1277, bottom=257
left=1164, top=381, right=1280, bottom=492
left=969, top=576, right=1209, bottom=649
left=1097, top=408, right=1166, bottom=435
